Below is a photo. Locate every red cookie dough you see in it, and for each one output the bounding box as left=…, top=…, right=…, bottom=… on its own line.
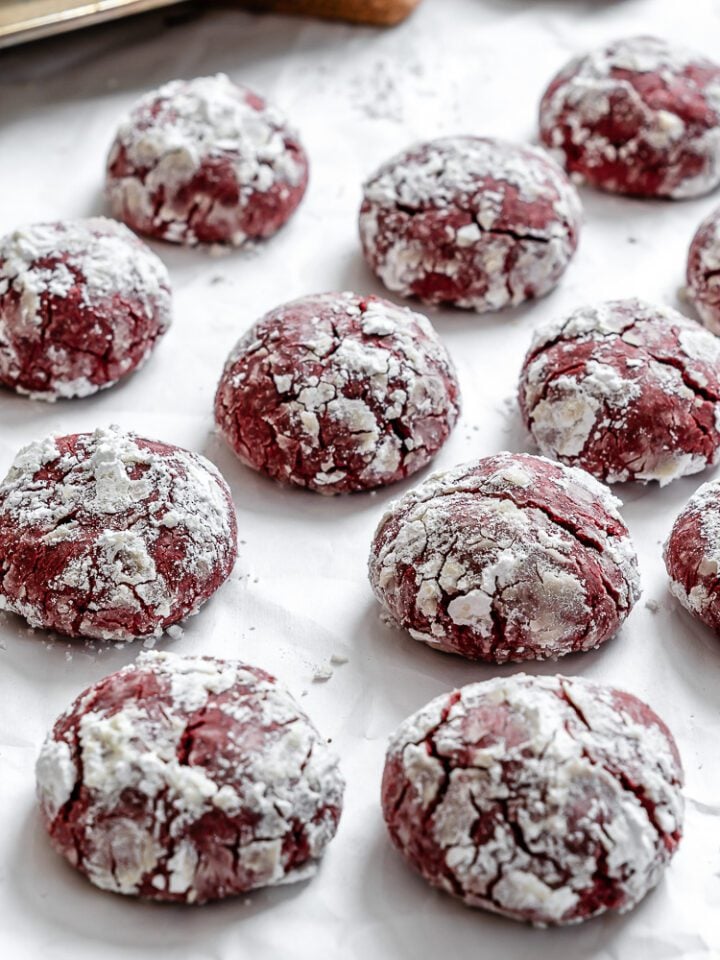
left=214, top=292, right=461, bottom=494
left=36, top=650, right=344, bottom=903
left=358, top=136, right=581, bottom=312
left=665, top=477, right=720, bottom=630
left=106, top=74, right=308, bottom=247
left=687, top=205, right=720, bottom=334
left=539, top=36, right=720, bottom=199
left=0, top=218, right=171, bottom=400
left=382, top=673, right=683, bottom=926
left=0, top=427, right=237, bottom=641
left=519, top=299, right=720, bottom=486
left=369, top=452, right=639, bottom=663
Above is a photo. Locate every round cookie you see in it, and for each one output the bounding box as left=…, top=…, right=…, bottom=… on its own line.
left=519, top=299, right=720, bottom=485
left=665, top=477, right=720, bottom=630
left=358, top=136, right=581, bottom=312
left=382, top=673, right=683, bottom=926
left=0, top=218, right=171, bottom=400
left=368, top=452, right=639, bottom=663
left=106, top=74, right=308, bottom=247
left=687, top=205, right=720, bottom=334
left=214, top=292, right=461, bottom=494
left=36, top=650, right=344, bottom=903
left=0, top=427, right=237, bottom=641
left=539, top=35, right=720, bottom=199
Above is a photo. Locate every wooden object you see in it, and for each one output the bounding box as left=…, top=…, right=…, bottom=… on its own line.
left=250, top=0, right=421, bottom=25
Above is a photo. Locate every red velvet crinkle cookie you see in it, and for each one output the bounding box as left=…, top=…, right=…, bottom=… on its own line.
left=665, top=478, right=720, bottom=630
left=0, top=218, right=170, bottom=400
left=382, top=673, right=683, bottom=926
left=687, top=205, right=720, bottom=334
left=0, top=427, right=237, bottom=641
left=519, top=299, right=720, bottom=486
left=369, top=452, right=639, bottom=663
left=106, top=74, right=308, bottom=247
left=540, top=36, right=720, bottom=199
left=214, top=292, right=461, bottom=494
left=36, top=651, right=344, bottom=903
left=358, top=136, right=581, bottom=312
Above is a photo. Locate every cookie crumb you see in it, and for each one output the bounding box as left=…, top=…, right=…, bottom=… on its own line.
left=312, top=666, right=334, bottom=682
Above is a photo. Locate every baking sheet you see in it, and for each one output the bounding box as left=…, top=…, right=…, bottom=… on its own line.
left=1, top=1, right=719, bottom=957
left=0, top=0, right=188, bottom=49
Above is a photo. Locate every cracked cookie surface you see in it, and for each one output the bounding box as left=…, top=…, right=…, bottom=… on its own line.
left=687, top=205, right=720, bottom=334
left=382, top=673, right=683, bottom=926
left=519, top=298, right=720, bottom=485
left=0, top=218, right=171, bottom=400
left=214, top=292, right=460, bottom=494
left=36, top=650, right=344, bottom=903
left=368, top=452, right=639, bottom=662
left=539, top=35, right=720, bottom=198
left=0, top=427, right=237, bottom=640
left=106, top=74, right=308, bottom=247
left=665, top=476, right=720, bottom=631
left=358, top=136, right=581, bottom=312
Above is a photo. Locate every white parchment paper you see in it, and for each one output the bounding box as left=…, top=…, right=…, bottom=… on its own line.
left=1, top=1, right=719, bottom=957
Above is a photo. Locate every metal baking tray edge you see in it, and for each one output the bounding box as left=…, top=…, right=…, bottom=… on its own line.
left=0, top=0, right=190, bottom=49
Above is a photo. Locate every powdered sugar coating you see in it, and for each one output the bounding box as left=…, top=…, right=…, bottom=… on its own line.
left=664, top=477, right=720, bottom=631
left=0, top=218, right=171, bottom=400
left=519, top=298, right=720, bottom=485
left=687, top=205, right=720, bottom=334
left=359, top=136, right=581, bottom=312
left=382, top=673, right=683, bottom=926
left=106, top=74, right=308, bottom=247
left=0, top=427, right=237, bottom=640
left=369, top=452, right=639, bottom=663
left=539, top=36, right=720, bottom=199
left=214, top=292, right=461, bottom=494
left=36, top=650, right=344, bottom=902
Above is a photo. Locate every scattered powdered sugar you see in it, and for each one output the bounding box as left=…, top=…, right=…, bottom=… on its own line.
left=0, top=426, right=237, bottom=641
left=0, top=218, right=171, bottom=400
left=350, top=59, right=405, bottom=122
left=359, top=136, right=581, bottom=312
left=36, top=650, right=344, bottom=903
left=540, top=36, right=720, bottom=199
left=106, top=74, right=307, bottom=247
left=369, top=452, right=639, bottom=663
left=520, top=298, right=720, bottom=485
left=215, top=292, right=461, bottom=494
left=382, top=673, right=683, bottom=926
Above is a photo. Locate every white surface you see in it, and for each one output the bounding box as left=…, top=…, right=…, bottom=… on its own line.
left=0, top=1, right=719, bottom=957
